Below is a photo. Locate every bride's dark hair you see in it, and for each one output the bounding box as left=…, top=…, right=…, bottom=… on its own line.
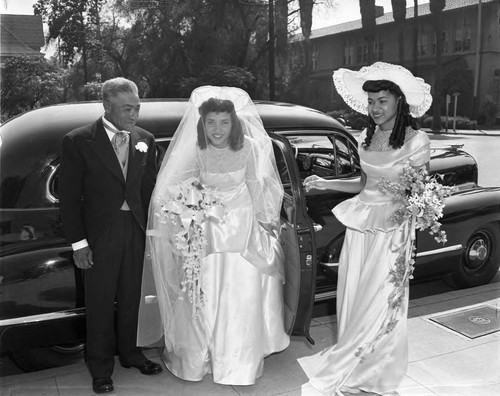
left=197, top=98, right=244, bottom=150
left=362, top=79, right=419, bottom=150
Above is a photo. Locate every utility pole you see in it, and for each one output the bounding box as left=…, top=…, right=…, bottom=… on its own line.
left=472, top=0, right=482, bottom=118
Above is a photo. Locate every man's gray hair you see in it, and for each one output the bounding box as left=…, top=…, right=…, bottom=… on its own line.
left=102, top=77, right=139, bottom=101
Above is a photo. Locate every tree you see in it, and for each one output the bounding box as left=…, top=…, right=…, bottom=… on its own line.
left=118, top=0, right=269, bottom=98
left=0, top=55, right=68, bottom=121
left=274, top=0, right=289, bottom=98
left=430, top=0, right=445, bottom=131
left=359, top=0, right=376, bottom=63
left=412, top=0, right=418, bottom=74
left=391, top=0, right=406, bottom=65
left=34, top=0, right=106, bottom=87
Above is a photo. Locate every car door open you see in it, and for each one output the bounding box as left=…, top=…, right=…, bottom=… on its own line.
left=270, top=133, right=316, bottom=344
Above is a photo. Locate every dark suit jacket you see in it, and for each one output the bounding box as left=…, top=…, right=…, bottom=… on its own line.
left=59, top=117, right=157, bottom=246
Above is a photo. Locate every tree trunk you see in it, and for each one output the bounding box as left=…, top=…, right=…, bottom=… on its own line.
left=298, top=0, right=314, bottom=104
left=359, top=0, right=376, bottom=63
left=274, top=0, right=288, bottom=98
left=391, top=0, right=407, bottom=65
left=412, top=0, right=418, bottom=74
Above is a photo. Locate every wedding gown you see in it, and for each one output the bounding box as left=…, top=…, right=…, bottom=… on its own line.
left=298, top=129, right=430, bottom=396
left=162, top=139, right=290, bottom=385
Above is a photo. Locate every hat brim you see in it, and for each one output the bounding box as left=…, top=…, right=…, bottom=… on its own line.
left=333, top=62, right=432, bottom=118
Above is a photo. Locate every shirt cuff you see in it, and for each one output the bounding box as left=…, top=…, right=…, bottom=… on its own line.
left=72, top=239, right=89, bottom=251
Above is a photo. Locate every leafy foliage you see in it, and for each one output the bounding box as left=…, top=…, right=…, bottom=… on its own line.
left=0, top=55, right=68, bottom=121
left=34, top=0, right=105, bottom=66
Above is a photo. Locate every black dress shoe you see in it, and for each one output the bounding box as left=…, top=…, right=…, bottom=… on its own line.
left=92, top=377, right=114, bottom=394
left=121, top=359, right=163, bottom=375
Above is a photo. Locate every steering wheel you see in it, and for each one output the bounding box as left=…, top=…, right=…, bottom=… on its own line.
left=290, top=144, right=298, bottom=159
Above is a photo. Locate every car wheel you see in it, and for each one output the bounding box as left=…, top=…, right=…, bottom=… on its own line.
left=446, top=225, right=500, bottom=289
left=11, top=342, right=85, bottom=372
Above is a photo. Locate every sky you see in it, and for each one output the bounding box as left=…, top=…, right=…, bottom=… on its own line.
left=1, top=0, right=430, bottom=30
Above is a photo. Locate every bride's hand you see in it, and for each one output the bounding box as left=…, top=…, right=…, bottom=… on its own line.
left=303, top=175, right=327, bottom=192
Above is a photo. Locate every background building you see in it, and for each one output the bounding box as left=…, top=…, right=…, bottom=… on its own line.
left=0, top=14, right=45, bottom=68
left=302, top=0, right=499, bottom=123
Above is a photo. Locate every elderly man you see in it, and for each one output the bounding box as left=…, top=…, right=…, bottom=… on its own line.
left=59, top=77, right=161, bottom=393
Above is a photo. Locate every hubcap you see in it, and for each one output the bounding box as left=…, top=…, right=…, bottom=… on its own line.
left=466, top=238, right=489, bottom=271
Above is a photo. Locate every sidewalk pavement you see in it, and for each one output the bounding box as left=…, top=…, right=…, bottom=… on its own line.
left=1, top=282, right=499, bottom=396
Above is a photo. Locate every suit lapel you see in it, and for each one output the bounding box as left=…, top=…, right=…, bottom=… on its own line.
left=87, top=118, right=125, bottom=183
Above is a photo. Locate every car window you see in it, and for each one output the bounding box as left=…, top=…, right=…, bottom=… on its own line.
left=272, top=140, right=292, bottom=196
left=282, top=132, right=360, bottom=182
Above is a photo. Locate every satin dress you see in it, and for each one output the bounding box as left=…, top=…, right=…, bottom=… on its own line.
left=163, top=141, right=290, bottom=385
left=298, top=129, right=430, bottom=396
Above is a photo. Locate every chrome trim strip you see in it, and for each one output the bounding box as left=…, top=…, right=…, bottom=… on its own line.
left=45, top=164, right=59, bottom=204
left=416, top=244, right=463, bottom=258
left=315, top=290, right=337, bottom=302
left=320, top=262, right=339, bottom=268
left=0, top=309, right=84, bottom=328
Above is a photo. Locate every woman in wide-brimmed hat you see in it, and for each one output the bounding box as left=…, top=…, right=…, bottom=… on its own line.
left=298, top=62, right=433, bottom=396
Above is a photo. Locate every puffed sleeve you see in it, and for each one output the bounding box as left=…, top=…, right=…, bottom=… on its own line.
left=409, top=131, right=431, bottom=167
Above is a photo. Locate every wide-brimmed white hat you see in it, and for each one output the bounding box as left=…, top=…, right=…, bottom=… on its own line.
left=332, top=62, right=432, bottom=118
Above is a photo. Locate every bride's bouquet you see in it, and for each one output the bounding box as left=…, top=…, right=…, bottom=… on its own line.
left=158, top=176, right=225, bottom=316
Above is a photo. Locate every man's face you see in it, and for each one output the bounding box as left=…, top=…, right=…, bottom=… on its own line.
left=104, top=91, right=140, bottom=131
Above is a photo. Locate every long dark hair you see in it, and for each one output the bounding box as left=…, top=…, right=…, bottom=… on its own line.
left=197, top=98, right=244, bottom=150
left=362, top=79, right=419, bottom=150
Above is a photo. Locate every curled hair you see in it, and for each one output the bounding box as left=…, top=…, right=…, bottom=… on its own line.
left=197, top=97, right=244, bottom=150
left=102, top=77, right=138, bottom=101
left=362, top=79, right=419, bottom=150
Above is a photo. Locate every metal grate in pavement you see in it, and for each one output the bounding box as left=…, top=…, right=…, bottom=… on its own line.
left=429, top=305, right=500, bottom=339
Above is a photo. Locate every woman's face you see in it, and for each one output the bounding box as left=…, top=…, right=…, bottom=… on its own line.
left=204, top=111, right=232, bottom=148
left=367, top=90, right=398, bottom=131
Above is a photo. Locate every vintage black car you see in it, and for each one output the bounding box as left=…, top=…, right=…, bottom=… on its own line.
left=1, top=100, right=499, bottom=372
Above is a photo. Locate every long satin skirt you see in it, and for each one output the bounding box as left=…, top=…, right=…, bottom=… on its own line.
left=298, top=227, right=409, bottom=395
left=163, top=251, right=290, bottom=385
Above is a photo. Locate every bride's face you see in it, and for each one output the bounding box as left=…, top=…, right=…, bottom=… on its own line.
left=204, top=111, right=232, bottom=148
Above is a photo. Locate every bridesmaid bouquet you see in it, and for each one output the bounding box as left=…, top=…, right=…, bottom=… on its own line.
left=355, top=162, right=455, bottom=362
left=379, top=162, right=456, bottom=244
left=158, top=177, right=225, bottom=316
left=355, top=164, right=456, bottom=362
left=379, top=161, right=456, bottom=286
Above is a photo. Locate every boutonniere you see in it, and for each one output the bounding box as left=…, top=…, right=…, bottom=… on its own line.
left=135, top=142, right=148, bottom=153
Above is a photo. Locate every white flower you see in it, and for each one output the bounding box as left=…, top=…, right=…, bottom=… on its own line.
left=157, top=178, right=226, bottom=317
left=135, top=142, right=148, bottom=152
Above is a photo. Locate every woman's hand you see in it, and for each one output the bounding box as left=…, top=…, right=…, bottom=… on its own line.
left=259, top=221, right=278, bottom=237
left=303, top=175, right=329, bottom=192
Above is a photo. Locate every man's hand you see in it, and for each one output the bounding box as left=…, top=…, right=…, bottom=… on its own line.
left=73, top=246, right=94, bottom=269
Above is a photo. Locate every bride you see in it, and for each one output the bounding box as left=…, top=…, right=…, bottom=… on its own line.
left=137, top=86, right=290, bottom=385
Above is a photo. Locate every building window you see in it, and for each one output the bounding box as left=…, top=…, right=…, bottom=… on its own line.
left=453, top=16, right=471, bottom=52
left=418, top=31, right=430, bottom=56
left=312, top=44, right=319, bottom=70
left=463, top=17, right=471, bottom=51
left=374, top=38, right=384, bottom=60
left=343, top=37, right=355, bottom=65
left=432, top=31, right=448, bottom=55
left=356, top=41, right=368, bottom=64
